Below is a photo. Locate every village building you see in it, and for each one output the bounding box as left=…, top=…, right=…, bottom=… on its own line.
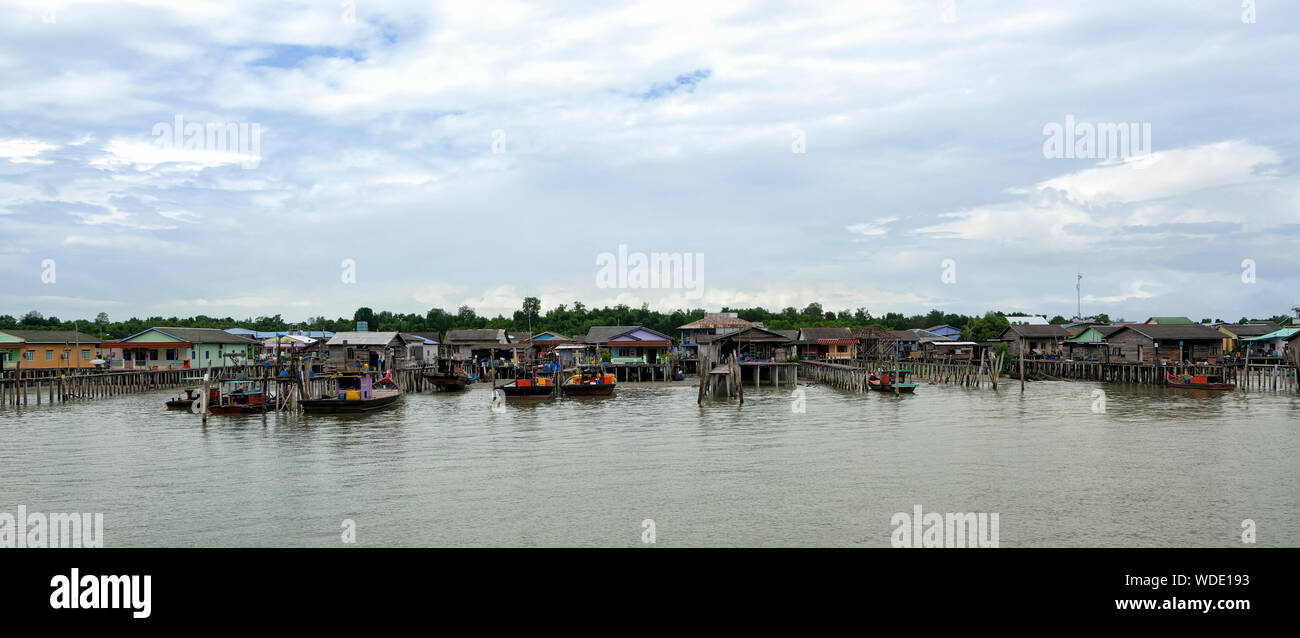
left=1064, top=325, right=1123, bottom=361
left=1144, top=316, right=1194, bottom=325
left=1241, top=328, right=1300, bottom=361
left=850, top=325, right=897, bottom=360
left=885, top=330, right=920, bottom=358
left=100, top=327, right=256, bottom=370
left=602, top=327, right=676, bottom=364
left=1214, top=323, right=1279, bottom=355
left=405, top=333, right=442, bottom=364
left=1004, top=315, right=1048, bottom=326
left=677, top=312, right=760, bottom=361
left=324, top=331, right=423, bottom=371
left=0, top=329, right=103, bottom=370
left=920, top=339, right=981, bottom=361
left=526, top=331, right=571, bottom=359
left=1103, top=324, right=1225, bottom=364
left=924, top=324, right=962, bottom=340
left=797, top=327, right=856, bottom=360
left=997, top=324, right=1069, bottom=358
left=443, top=329, right=510, bottom=361
left=699, top=326, right=796, bottom=363
left=1286, top=332, right=1300, bottom=364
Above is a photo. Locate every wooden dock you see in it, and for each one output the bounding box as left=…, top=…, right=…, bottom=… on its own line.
left=799, top=358, right=1300, bottom=393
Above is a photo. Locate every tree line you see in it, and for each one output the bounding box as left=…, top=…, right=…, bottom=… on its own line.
left=3, top=302, right=1294, bottom=343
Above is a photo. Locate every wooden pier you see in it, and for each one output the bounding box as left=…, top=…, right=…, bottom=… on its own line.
left=799, top=358, right=1300, bottom=393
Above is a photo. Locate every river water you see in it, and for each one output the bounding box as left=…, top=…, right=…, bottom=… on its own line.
left=1, top=380, right=1296, bottom=547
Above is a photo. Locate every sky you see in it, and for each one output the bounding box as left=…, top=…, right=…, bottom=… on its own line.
left=1, top=0, right=1298, bottom=323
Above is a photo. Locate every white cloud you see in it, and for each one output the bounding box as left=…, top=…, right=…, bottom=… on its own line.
left=1038, top=141, right=1280, bottom=206
left=846, top=217, right=897, bottom=239
left=0, top=138, right=58, bottom=163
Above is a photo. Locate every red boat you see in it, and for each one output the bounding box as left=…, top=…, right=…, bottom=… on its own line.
left=1166, top=372, right=1235, bottom=391
left=207, top=380, right=269, bottom=414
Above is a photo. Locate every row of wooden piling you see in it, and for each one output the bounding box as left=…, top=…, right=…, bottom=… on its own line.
left=799, top=357, right=1300, bottom=393
left=0, top=365, right=265, bottom=408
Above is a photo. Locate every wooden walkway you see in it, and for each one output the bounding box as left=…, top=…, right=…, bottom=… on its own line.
left=799, top=358, right=1300, bottom=393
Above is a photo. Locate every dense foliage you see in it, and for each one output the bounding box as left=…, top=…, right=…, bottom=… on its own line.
left=2, top=303, right=1293, bottom=342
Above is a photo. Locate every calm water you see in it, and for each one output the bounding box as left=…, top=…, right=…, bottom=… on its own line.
left=2, top=380, right=1297, bottom=547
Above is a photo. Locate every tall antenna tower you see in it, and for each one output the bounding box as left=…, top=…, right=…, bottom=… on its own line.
left=1076, top=273, right=1083, bottom=320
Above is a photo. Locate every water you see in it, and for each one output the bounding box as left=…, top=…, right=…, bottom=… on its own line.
left=2, top=381, right=1297, bottom=547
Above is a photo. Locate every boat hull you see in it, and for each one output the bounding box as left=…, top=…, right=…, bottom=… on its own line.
left=300, top=392, right=402, bottom=414
left=423, top=375, right=468, bottom=391
left=208, top=404, right=268, bottom=415
left=1166, top=374, right=1235, bottom=391
left=869, top=382, right=917, bottom=393
left=1166, top=382, right=1235, bottom=391
left=562, top=383, right=616, bottom=397
left=500, top=386, right=554, bottom=401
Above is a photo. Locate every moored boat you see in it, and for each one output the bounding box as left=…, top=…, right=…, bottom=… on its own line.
left=301, top=371, right=402, bottom=413
left=207, top=379, right=269, bottom=414
left=423, top=373, right=469, bottom=391
left=868, top=369, right=918, bottom=393
left=562, top=369, right=616, bottom=397
left=165, top=376, right=207, bottom=409
left=498, top=374, right=556, bottom=401
left=1166, top=372, right=1235, bottom=391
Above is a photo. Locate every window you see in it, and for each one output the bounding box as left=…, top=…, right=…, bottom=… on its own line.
left=24, top=351, right=34, bottom=361
left=81, top=350, right=91, bottom=360
left=149, top=350, right=158, bottom=360
left=165, top=349, right=176, bottom=361
left=61, top=350, right=69, bottom=360
left=205, top=351, right=210, bottom=360
left=46, top=350, right=53, bottom=361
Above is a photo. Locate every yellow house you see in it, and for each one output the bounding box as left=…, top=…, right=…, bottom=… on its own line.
left=0, top=330, right=103, bottom=370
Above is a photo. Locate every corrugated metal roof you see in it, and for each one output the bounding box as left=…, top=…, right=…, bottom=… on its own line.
left=798, top=327, right=852, bottom=341
left=120, top=327, right=256, bottom=344
left=0, top=329, right=102, bottom=343
left=444, top=329, right=505, bottom=343
left=326, top=331, right=405, bottom=346
left=677, top=313, right=759, bottom=330
left=1113, top=324, right=1224, bottom=341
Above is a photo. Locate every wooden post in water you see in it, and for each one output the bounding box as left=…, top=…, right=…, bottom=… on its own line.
left=1019, top=337, right=1025, bottom=392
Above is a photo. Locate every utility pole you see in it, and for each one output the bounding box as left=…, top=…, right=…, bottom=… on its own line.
left=1076, top=273, right=1083, bottom=320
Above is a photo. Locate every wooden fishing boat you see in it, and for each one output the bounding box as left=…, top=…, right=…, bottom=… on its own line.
left=1166, top=372, right=1235, bottom=391
left=562, top=369, right=616, bottom=397
left=498, top=374, right=556, bottom=401
left=208, top=380, right=269, bottom=414
left=300, top=371, right=402, bottom=414
left=868, top=369, right=918, bottom=393
left=165, top=377, right=207, bottom=409
left=424, top=361, right=471, bottom=391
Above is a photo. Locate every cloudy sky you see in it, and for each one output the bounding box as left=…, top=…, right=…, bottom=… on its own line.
left=2, top=0, right=1298, bottom=322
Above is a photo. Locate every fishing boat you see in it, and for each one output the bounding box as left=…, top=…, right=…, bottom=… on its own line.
left=498, top=373, right=556, bottom=401
left=562, top=368, right=616, bottom=397
left=868, top=369, right=918, bottom=393
left=1166, top=372, right=1235, bottom=391
left=165, top=376, right=207, bottom=409
left=208, top=379, right=269, bottom=414
left=423, top=361, right=470, bottom=391
left=300, top=370, right=402, bottom=414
